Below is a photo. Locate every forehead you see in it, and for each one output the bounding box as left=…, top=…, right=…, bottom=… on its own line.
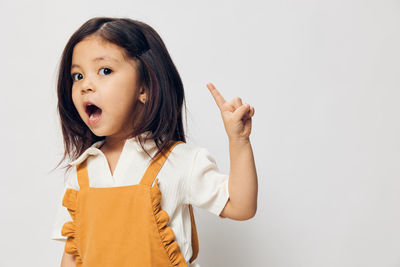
left=71, top=36, right=127, bottom=64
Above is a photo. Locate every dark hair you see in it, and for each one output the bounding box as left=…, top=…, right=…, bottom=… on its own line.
left=52, top=17, right=188, bottom=175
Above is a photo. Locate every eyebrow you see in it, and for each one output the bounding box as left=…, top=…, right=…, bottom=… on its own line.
left=71, top=56, right=120, bottom=69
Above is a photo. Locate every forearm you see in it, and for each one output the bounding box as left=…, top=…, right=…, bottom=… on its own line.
left=228, top=137, right=258, bottom=218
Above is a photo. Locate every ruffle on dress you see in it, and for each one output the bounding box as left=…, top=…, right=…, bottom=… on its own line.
left=150, top=178, right=187, bottom=266
left=61, top=188, right=83, bottom=265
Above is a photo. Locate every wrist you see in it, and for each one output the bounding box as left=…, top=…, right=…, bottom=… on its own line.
left=228, top=136, right=250, bottom=145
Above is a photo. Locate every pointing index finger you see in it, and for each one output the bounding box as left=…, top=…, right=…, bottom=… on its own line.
left=206, top=82, right=226, bottom=110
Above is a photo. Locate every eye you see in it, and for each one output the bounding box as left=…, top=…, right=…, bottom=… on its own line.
left=71, top=73, right=83, bottom=82
left=70, top=67, right=112, bottom=82
left=99, top=67, right=113, bottom=76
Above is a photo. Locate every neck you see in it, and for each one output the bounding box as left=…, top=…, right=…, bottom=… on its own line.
left=102, top=133, right=130, bottom=152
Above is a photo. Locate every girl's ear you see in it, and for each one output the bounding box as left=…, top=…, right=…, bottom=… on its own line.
left=138, top=87, right=147, bottom=104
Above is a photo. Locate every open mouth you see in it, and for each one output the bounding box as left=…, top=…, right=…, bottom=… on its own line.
left=85, top=104, right=102, bottom=122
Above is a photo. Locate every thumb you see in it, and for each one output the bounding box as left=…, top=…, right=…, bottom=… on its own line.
left=233, top=103, right=250, bottom=121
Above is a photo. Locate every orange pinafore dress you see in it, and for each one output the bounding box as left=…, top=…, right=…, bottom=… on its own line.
left=61, top=141, right=199, bottom=266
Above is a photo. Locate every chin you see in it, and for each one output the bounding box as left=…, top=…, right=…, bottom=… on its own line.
left=87, top=125, right=107, bottom=137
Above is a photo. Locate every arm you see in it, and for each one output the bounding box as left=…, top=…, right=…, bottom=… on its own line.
left=61, top=251, right=76, bottom=267
left=220, top=138, right=258, bottom=220
left=206, top=82, right=258, bottom=221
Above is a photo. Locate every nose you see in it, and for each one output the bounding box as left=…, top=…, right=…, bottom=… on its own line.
left=81, top=87, right=95, bottom=94
left=79, top=75, right=96, bottom=94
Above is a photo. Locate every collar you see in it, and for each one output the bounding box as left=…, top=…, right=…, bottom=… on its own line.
left=68, top=131, right=157, bottom=166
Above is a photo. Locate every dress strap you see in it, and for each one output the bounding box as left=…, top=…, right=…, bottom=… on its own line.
left=139, top=140, right=183, bottom=186
left=76, top=159, right=90, bottom=190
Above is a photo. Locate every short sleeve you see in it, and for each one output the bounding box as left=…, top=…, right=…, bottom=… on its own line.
left=185, top=147, right=230, bottom=217
left=50, top=166, right=79, bottom=241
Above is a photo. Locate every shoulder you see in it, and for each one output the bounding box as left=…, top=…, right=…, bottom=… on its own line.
left=159, top=141, right=213, bottom=177
left=171, top=141, right=202, bottom=155
left=168, top=142, right=222, bottom=177
left=169, top=141, right=211, bottom=165
left=63, top=165, right=80, bottom=191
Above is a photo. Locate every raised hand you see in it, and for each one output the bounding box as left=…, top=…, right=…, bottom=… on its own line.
left=206, top=82, right=258, bottom=221
left=206, top=82, right=255, bottom=142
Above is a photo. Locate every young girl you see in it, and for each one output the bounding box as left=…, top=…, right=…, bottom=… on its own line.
left=51, top=16, right=257, bottom=267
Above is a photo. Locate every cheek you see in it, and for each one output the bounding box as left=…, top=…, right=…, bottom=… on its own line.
left=107, top=86, right=136, bottom=109
left=108, top=94, right=135, bottom=115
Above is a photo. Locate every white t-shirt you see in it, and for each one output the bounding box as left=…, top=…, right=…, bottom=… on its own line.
left=51, top=131, right=230, bottom=267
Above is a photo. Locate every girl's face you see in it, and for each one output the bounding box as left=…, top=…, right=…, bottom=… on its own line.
left=70, top=35, right=145, bottom=140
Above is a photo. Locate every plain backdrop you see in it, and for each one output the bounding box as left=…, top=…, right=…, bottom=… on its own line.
left=0, top=0, right=399, bottom=266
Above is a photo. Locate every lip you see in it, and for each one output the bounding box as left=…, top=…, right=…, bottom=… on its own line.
left=83, top=100, right=101, bottom=110
left=83, top=100, right=100, bottom=114
left=88, top=113, right=101, bottom=126
left=83, top=100, right=102, bottom=125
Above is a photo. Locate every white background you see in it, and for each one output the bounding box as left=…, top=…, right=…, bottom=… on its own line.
left=0, top=0, right=399, bottom=266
